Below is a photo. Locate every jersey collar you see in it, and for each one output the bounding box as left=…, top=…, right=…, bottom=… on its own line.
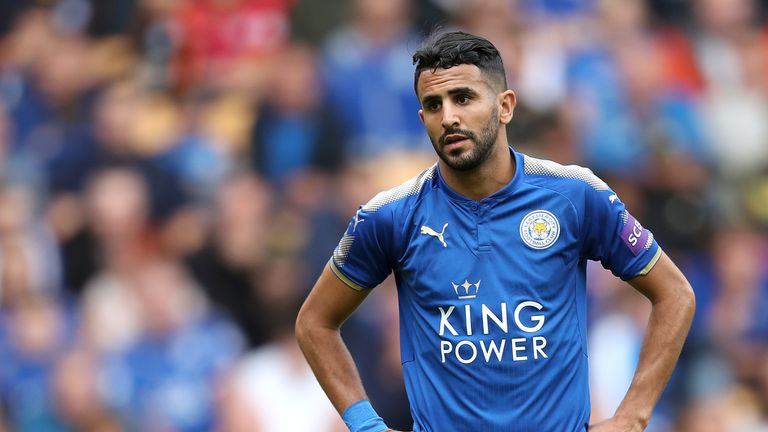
left=435, top=147, right=523, bottom=204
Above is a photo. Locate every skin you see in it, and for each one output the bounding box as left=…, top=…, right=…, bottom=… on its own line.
left=417, top=64, right=516, bottom=200
left=296, top=63, right=695, bottom=432
left=589, top=251, right=695, bottom=431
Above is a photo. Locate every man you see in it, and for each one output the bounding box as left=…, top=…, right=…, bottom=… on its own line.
left=296, top=31, right=695, bottom=432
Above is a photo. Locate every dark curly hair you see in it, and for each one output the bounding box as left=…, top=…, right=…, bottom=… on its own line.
left=412, top=31, right=507, bottom=94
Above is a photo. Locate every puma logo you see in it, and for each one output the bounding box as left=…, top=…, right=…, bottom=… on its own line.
left=420, top=223, right=448, bottom=248
left=352, top=210, right=365, bottom=232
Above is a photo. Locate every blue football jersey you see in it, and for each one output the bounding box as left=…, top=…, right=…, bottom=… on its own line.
left=331, top=149, right=661, bottom=432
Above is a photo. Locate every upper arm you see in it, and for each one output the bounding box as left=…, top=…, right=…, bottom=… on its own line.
left=331, top=204, right=399, bottom=291
left=581, top=180, right=661, bottom=280
left=298, top=195, right=401, bottom=330
left=297, top=264, right=374, bottom=330
left=627, top=251, right=695, bottom=305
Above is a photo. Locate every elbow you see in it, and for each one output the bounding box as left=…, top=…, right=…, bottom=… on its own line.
left=294, top=302, right=331, bottom=347
left=678, top=279, right=696, bottom=322
left=295, top=305, right=311, bottom=345
left=686, top=284, right=696, bottom=316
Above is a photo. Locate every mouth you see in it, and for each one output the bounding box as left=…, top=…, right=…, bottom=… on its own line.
left=443, top=134, right=470, bottom=150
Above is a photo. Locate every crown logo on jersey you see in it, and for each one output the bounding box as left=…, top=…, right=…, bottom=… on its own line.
left=452, top=280, right=480, bottom=299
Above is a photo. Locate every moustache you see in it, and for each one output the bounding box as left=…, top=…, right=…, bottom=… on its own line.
left=439, top=128, right=477, bottom=146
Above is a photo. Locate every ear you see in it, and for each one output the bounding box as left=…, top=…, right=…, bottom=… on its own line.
left=418, top=109, right=425, bottom=125
left=498, top=90, right=516, bottom=125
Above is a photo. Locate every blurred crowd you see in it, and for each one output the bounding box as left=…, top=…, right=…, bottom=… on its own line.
left=0, top=0, right=767, bottom=431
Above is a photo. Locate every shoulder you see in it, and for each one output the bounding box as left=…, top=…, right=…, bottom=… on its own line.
left=360, top=164, right=437, bottom=216
left=521, top=154, right=610, bottom=195
left=331, top=164, right=437, bottom=278
left=519, top=154, right=615, bottom=229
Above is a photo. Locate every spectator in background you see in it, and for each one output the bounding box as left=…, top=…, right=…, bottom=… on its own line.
left=0, top=185, right=62, bottom=302
left=187, top=170, right=273, bottom=347
left=0, top=293, right=75, bottom=431
left=706, top=228, right=768, bottom=380
left=1, top=9, right=55, bottom=152
left=50, top=350, right=123, bottom=431
left=83, top=166, right=152, bottom=259
left=676, top=386, right=768, bottom=432
left=690, top=0, right=768, bottom=224
left=105, top=259, right=243, bottom=432
left=562, top=0, right=714, bottom=257
left=251, top=44, right=346, bottom=185
left=88, top=79, right=228, bottom=222
left=225, top=254, right=344, bottom=432
left=151, top=90, right=239, bottom=202
left=0, top=127, right=76, bottom=431
left=130, top=0, right=184, bottom=91
left=170, top=0, right=294, bottom=93
left=77, top=166, right=153, bottom=352
left=89, top=80, right=143, bottom=162
left=567, top=0, right=710, bottom=180
left=321, top=0, right=431, bottom=160
left=8, top=31, right=101, bottom=193
left=0, top=71, right=46, bottom=197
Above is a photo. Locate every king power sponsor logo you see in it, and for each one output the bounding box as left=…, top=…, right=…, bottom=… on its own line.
left=436, top=279, right=550, bottom=365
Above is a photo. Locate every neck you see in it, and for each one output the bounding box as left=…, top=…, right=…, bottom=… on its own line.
left=439, top=141, right=515, bottom=201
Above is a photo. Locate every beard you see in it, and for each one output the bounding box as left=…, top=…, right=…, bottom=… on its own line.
left=431, top=106, right=500, bottom=172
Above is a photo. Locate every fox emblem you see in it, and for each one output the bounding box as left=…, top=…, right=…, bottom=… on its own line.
left=532, top=221, right=548, bottom=237
left=420, top=223, right=448, bottom=248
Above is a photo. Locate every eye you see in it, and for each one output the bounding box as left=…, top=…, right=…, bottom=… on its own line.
left=456, top=95, right=470, bottom=105
left=426, top=101, right=441, bottom=112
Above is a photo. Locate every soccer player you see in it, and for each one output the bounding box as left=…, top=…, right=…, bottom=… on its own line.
left=295, top=31, right=695, bottom=432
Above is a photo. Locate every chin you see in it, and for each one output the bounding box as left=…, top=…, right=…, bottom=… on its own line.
left=443, top=155, right=482, bottom=171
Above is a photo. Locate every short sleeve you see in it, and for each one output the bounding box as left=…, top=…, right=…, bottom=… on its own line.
left=330, top=205, right=398, bottom=290
left=580, top=185, right=662, bottom=280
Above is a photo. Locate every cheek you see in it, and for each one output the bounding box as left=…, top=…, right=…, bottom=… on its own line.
left=471, top=106, right=496, bottom=128
left=422, top=116, right=441, bottom=135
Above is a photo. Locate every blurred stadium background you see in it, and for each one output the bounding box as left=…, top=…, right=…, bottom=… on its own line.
left=0, top=0, right=767, bottom=430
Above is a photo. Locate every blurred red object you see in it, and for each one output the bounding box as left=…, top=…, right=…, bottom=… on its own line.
left=171, top=0, right=295, bottom=91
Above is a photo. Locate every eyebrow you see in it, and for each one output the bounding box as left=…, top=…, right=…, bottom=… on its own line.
left=420, top=87, right=480, bottom=106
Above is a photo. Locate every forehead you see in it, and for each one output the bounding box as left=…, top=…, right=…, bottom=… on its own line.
left=416, top=64, right=488, bottom=98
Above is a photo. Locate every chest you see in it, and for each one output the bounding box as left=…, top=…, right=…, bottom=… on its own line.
left=397, top=191, right=582, bottom=306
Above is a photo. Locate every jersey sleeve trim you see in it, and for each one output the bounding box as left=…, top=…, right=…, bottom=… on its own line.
left=361, top=165, right=436, bottom=213
left=329, top=259, right=368, bottom=291
left=332, top=165, right=436, bottom=270
left=523, top=155, right=609, bottom=191
left=637, top=247, right=662, bottom=277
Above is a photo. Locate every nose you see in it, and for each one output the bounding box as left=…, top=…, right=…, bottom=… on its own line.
left=441, top=102, right=460, bottom=130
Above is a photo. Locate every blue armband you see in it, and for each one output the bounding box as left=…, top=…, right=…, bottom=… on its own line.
left=342, top=399, right=388, bottom=432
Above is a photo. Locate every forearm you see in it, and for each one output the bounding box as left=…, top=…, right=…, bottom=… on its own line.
left=614, top=284, right=695, bottom=428
left=296, top=321, right=368, bottom=413
left=296, top=265, right=390, bottom=431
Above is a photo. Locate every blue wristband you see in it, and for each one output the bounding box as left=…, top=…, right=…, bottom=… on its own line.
left=341, top=399, right=388, bottom=432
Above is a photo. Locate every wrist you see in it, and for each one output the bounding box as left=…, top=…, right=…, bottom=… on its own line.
left=342, top=399, right=388, bottom=432
left=614, top=411, right=649, bottom=431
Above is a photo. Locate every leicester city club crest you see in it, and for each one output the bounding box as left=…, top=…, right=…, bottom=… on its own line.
left=520, top=210, right=560, bottom=249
